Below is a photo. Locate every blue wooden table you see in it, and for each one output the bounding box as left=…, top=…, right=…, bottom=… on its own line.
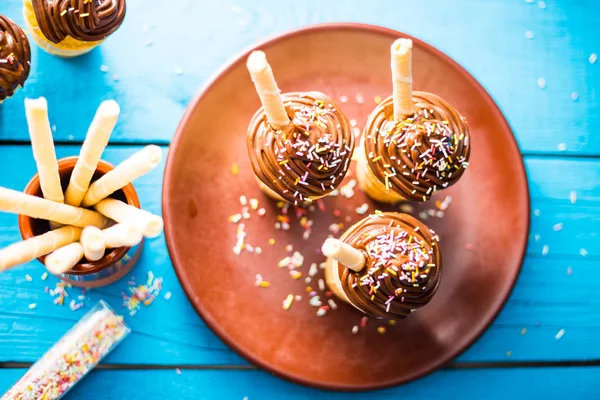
left=1, top=0, right=599, bottom=398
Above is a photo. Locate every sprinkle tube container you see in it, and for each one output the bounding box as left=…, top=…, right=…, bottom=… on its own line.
left=1, top=301, right=130, bottom=400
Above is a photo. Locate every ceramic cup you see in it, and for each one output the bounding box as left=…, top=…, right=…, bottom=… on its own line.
left=19, top=157, right=144, bottom=288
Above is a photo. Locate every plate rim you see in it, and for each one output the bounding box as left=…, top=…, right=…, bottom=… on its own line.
left=162, top=22, right=531, bottom=392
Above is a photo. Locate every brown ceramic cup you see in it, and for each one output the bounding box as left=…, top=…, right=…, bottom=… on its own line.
left=18, top=157, right=144, bottom=288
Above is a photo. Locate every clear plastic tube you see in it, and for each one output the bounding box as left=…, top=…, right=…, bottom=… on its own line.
left=1, top=301, right=130, bottom=400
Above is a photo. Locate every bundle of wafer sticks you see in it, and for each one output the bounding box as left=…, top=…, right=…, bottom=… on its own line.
left=0, top=98, right=164, bottom=275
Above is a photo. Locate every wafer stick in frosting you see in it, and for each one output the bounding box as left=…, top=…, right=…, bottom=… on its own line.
left=45, top=242, right=84, bottom=274
left=102, top=224, right=144, bottom=248
left=391, top=38, right=413, bottom=120
left=94, top=198, right=163, bottom=238
left=65, top=100, right=120, bottom=207
left=81, top=226, right=105, bottom=262
left=24, top=98, right=64, bottom=204
left=0, top=226, right=81, bottom=272
left=0, top=187, right=108, bottom=228
left=81, top=145, right=162, bottom=208
left=322, top=238, right=366, bottom=272
left=246, top=51, right=290, bottom=129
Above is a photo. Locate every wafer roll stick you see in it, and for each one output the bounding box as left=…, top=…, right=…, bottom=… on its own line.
left=24, top=98, right=64, bottom=204
left=81, top=145, right=162, bottom=207
left=322, top=238, right=366, bottom=272
left=94, top=198, right=163, bottom=238
left=45, top=242, right=84, bottom=274
left=102, top=224, right=143, bottom=248
left=0, top=226, right=81, bottom=272
left=65, top=100, right=120, bottom=207
left=247, top=51, right=290, bottom=129
left=391, top=38, right=413, bottom=120
left=0, top=187, right=107, bottom=228
left=81, top=226, right=105, bottom=262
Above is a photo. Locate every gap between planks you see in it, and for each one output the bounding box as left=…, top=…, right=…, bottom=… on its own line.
left=3, top=360, right=600, bottom=370
left=1, top=140, right=599, bottom=160
left=0, top=140, right=170, bottom=147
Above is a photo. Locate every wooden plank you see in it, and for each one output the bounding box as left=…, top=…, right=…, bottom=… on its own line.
left=1, top=367, right=599, bottom=399
left=0, top=0, right=598, bottom=155
left=0, top=147, right=598, bottom=365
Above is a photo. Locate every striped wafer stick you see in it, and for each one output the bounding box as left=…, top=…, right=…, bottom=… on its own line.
left=0, top=187, right=108, bottom=228
left=0, top=226, right=81, bottom=272
left=65, top=100, right=120, bottom=207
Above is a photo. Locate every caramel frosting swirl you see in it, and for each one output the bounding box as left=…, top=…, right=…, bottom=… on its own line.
left=0, top=15, right=31, bottom=101
left=363, top=92, right=470, bottom=201
left=32, top=0, right=126, bottom=43
left=337, top=212, right=441, bottom=318
left=247, top=92, right=354, bottom=205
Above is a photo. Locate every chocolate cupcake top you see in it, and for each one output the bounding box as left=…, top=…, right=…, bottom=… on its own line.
left=0, top=15, right=31, bottom=102
left=336, top=212, right=441, bottom=318
left=247, top=91, right=354, bottom=205
left=363, top=92, right=470, bottom=201
left=32, top=0, right=126, bottom=43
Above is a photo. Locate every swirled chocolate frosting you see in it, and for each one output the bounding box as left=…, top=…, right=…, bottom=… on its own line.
left=0, top=15, right=31, bottom=101
left=363, top=92, right=470, bottom=201
left=32, top=0, right=126, bottom=43
left=337, top=212, right=441, bottom=318
left=247, top=92, right=354, bottom=205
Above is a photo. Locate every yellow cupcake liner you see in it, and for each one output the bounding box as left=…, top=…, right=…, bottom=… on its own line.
left=356, top=143, right=405, bottom=204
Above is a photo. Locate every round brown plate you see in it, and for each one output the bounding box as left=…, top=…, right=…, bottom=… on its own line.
left=163, top=23, right=529, bottom=391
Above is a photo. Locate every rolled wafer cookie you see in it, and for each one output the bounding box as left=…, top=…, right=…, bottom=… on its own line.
left=391, top=38, right=413, bottom=119
left=321, top=238, right=365, bottom=272
left=102, top=224, right=144, bottom=248
left=65, top=100, right=120, bottom=207
left=45, top=242, right=84, bottom=274
left=94, top=198, right=163, bottom=238
left=24, top=98, right=64, bottom=204
left=81, top=145, right=162, bottom=207
left=81, top=226, right=105, bottom=262
left=0, top=187, right=108, bottom=228
left=0, top=226, right=81, bottom=272
left=246, top=51, right=290, bottom=129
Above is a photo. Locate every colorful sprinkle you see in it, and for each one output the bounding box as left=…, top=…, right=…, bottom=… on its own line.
left=537, top=77, right=546, bottom=89
left=542, top=245, right=549, bottom=256
left=555, top=329, right=565, bottom=340
left=282, top=294, right=294, bottom=310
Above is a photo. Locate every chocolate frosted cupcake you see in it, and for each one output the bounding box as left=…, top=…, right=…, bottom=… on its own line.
left=23, top=0, right=126, bottom=57
left=357, top=39, right=470, bottom=203
left=322, top=212, right=441, bottom=319
left=246, top=51, right=353, bottom=205
left=0, top=15, right=31, bottom=103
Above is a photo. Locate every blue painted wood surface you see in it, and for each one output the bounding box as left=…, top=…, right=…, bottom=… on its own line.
left=0, top=0, right=599, bottom=398
left=1, top=0, right=599, bottom=154
left=1, top=367, right=600, bottom=399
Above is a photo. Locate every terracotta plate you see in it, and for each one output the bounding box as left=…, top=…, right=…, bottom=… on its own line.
left=163, top=23, right=529, bottom=391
